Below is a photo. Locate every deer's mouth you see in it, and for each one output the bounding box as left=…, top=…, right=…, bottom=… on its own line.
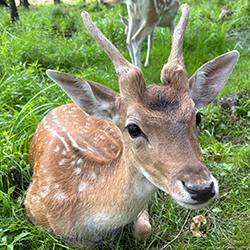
left=176, top=199, right=213, bottom=210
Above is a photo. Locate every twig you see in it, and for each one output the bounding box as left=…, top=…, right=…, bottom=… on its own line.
left=159, top=209, right=192, bottom=250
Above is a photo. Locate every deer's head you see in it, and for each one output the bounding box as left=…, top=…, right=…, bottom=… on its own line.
left=46, top=4, right=239, bottom=209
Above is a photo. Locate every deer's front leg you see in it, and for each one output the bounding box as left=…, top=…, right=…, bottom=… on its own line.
left=144, top=32, right=154, bottom=67
left=131, top=21, right=158, bottom=68
left=133, top=206, right=151, bottom=241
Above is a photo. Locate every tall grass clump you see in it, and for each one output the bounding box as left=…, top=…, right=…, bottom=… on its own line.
left=0, top=0, right=250, bottom=249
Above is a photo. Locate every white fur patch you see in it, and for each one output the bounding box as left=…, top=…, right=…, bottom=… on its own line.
left=90, top=172, right=97, bottom=180
left=78, top=182, right=88, bottom=193
left=40, top=185, right=50, bottom=198
left=67, top=132, right=86, bottom=152
left=59, top=159, right=66, bottom=165
left=75, top=167, right=81, bottom=175
left=54, top=146, right=60, bottom=153
left=53, top=130, right=70, bottom=151
left=54, top=191, right=67, bottom=200
left=77, top=158, right=83, bottom=165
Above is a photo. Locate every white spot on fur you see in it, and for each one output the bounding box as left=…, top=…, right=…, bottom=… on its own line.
left=40, top=186, right=50, bottom=198
left=71, top=160, right=76, bottom=166
left=53, top=130, right=70, bottom=151
left=90, top=172, right=96, bottom=180
left=77, top=158, right=83, bottom=165
left=87, top=146, right=94, bottom=153
left=67, top=133, right=86, bottom=152
left=54, top=191, right=66, bottom=200
left=34, top=196, right=40, bottom=203
left=78, top=182, right=88, bottom=193
left=30, top=195, right=40, bottom=204
left=62, top=150, right=67, bottom=156
left=75, top=167, right=81, bottom=175
left=44, top=125, right=51, bottom=130
left=59, top=159, right=66, bottom=165
left=53, top=183, right=59, bottom=188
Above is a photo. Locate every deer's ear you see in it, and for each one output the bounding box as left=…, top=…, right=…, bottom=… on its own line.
left=46, top=70, right=119, bottom=123
left=189, top=50, right=239, bottom=109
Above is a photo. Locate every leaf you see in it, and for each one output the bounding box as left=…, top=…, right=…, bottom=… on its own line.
left=190, top=215, right=207, bottom=237
left=7, top=232, right=30, bottom=250
left=212, top=207, right=223, bottom=213
left=12, top=232, right=30, bottom=243
left=7, top=186, right=15, bottom=196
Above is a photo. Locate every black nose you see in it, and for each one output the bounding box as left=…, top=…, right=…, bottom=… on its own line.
left=183, top=181, right=216, bottom=203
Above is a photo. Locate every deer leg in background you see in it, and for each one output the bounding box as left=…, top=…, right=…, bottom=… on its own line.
left=131, top=22, right=157, bottom=68
left=144, top=31, right=154, bottom=67
left=126, top=18, right=136, bottom=65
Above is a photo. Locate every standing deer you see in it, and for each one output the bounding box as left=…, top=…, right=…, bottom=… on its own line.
left=104, top=0, right=179, bottom=68
left=219, top=5, right=233, bottom=20
left=24, top=4, right=239, bottom=249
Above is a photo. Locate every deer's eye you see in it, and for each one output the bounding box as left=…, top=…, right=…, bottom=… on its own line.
left=196, top=112, right=204, bottom=126
left=126, top=124, right=142, bottom=138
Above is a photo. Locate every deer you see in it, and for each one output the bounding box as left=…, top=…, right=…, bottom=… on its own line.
left=103, top=0, right=179, bottom=68
left=219, top=5, right=233, bottom=20
left=24, top=4, right=239, bottom=249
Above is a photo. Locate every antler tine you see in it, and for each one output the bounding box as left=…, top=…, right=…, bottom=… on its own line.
left=168, top=4, right=190, bottom=66
left=81, top=11, right=133, bottom=76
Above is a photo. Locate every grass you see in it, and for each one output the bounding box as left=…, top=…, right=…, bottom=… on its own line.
left=0, top=0, right=250, bottom=249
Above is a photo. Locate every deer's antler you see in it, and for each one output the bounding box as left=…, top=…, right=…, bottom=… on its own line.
left=81, top=11, right=134, bottom=76
left=168, top=4, right=189, bottom=66
left=161, top=4, right=189, bottom=88
left=81, top=11, right=146, bottom=101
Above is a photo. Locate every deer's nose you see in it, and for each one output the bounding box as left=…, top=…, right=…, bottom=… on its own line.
left=182, top=181, right=216, bottom=203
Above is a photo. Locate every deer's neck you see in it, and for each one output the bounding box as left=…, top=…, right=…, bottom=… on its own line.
left=78, top=145, right=157, bottom=219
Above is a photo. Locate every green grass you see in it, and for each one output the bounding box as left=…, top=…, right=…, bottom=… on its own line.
left=0, top=0, right=250, bottom=249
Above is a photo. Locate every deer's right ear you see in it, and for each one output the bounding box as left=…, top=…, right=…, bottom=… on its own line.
left=46, top=70, right=119, bottom=123
left=188, top=50, right=239, bottom=109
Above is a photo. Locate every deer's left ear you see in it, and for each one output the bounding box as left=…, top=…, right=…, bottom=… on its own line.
left=189, top=50, right=239, bottom=109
